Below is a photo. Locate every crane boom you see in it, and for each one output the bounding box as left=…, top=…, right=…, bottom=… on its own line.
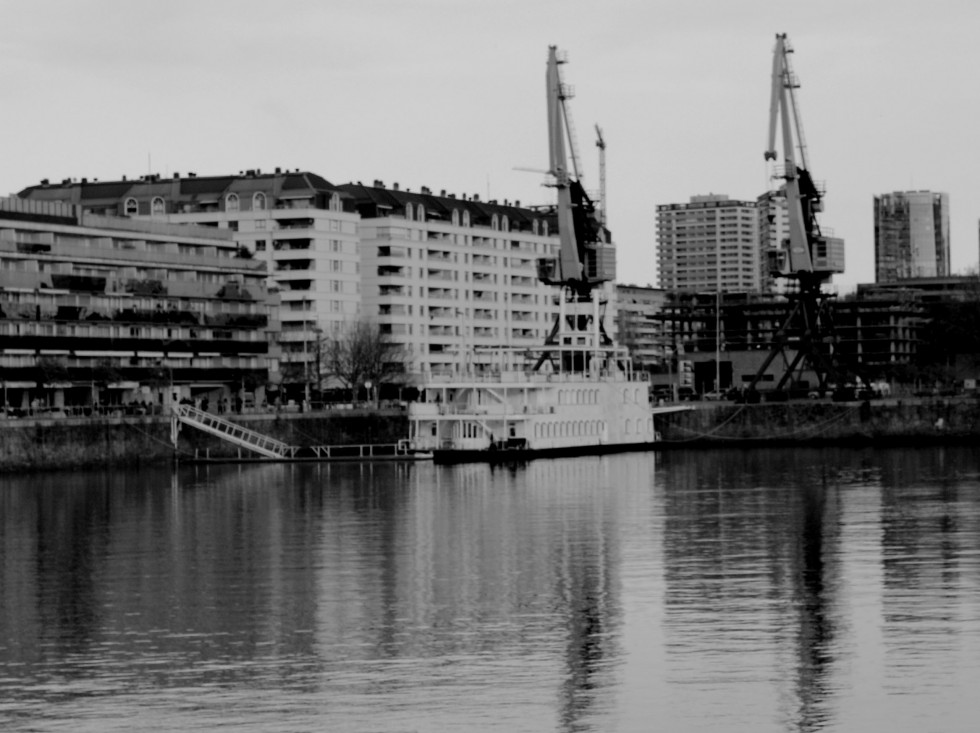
left=768, top=33, right=815, bottom=276
left=545, top=46, right=584, bottom=286
left=537, top=46, right=615, bottom=296
left=533, top=46, right=617, bottom=370
left=595, top=124, right=606, bottom=227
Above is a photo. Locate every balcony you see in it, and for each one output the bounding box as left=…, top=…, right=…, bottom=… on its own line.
left=274, top=217, right=315, bottom=230
left=274, top=259, right=313, bottom=272
left=426, top=269, right=454, bottom=281
left=377, top=265, right=406, bottom=278
left=272, top=238, right=312, bottom=251
left=377, top=245, right=409, bottom=258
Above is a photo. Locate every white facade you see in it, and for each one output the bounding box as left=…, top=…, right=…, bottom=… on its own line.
left=19, top=174, right=624, bottom=387
left=175, top=202, right=360, bottom=369
left=348, top=183, right=620, bottom=377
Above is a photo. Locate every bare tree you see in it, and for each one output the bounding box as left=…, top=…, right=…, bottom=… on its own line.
left=320, top=319, right=408, bottom=403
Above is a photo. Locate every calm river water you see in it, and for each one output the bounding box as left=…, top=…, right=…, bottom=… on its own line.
left=2, top=447, right=980, bottom=732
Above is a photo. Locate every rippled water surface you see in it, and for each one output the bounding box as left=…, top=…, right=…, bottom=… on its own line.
left=3, top=447, right=980, bottom=731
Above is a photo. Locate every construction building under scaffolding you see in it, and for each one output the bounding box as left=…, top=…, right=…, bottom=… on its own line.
left=655, top=290, right=927, bottom=396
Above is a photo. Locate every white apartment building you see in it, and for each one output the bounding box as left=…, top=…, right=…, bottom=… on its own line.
left=339, top=181, right=615, bottom=377
left=20, top=172, right=620, bottom=384
left=656, top=195, right=762, bottom=293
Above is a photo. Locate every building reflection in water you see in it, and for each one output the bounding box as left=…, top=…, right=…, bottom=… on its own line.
left=658, top=448, right=841, bottom=731
left=304, top=456, right=656, bottom=730
left=4, top=447, right=980, bottom=731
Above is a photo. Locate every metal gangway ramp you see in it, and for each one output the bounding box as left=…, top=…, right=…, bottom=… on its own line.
left=172, top=404, right=299, bottom=459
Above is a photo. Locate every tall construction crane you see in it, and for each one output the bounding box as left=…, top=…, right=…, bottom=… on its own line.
left=535, top=47, right=617, bottom=368
left=747, top=33, right=859, bottom=398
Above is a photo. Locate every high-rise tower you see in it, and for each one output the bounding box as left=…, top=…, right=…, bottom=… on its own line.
left=874, top=191, right=950, bottom=282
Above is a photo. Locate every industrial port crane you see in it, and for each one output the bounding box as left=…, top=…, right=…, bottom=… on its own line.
left=747, top=33, right=859, bottom=397
left=534, top=47, right=616, bottom=370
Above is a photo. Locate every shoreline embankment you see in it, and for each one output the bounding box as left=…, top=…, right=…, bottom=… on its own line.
left=0, top=408, right=409, bottom=473
left=2, top=397, right=977, bottom=472
left=655, top=396, right=980, bottom=448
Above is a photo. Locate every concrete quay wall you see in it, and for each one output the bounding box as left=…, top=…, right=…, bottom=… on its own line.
left=656, top=397, right=980, bottom=447
left=0, top=409, right=409, bottom=472
left=4, top=398, right=977, bottom=472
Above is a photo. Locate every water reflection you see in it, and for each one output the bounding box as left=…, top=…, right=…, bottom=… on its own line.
left=2, top=448, right=980, bottom=732
left=659, top=450, right=844, bottom=731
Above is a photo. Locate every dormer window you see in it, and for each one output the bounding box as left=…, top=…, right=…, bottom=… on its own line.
left=416, top=205, right=425, bottom=222
left=151, top=197, right=165, bottom=215
left=491, top=214, right=499, bottom=230
left=330, top=193, right=341, bottom=212
left=124, top=198, right=138, bottom=216
left=451, top=209, right=460, bottom=226
left=462, top=210, right=471, bottom=227
left=253, top=192, right=266, bottom=210
left=501, top=215, right=509, bottom=232
left=405, top=202, right=413, bottom=220
left=226, top=193, right=240, bottom=212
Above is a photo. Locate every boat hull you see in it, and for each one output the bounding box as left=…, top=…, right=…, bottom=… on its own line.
left=431, top=439, right=658, bottom=465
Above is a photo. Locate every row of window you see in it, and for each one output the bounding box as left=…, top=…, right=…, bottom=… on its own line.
left=122, top=192, right=346, bottom=216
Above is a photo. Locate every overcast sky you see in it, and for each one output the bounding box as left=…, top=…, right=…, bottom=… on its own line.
left=3, top=0, right=978, bottom=293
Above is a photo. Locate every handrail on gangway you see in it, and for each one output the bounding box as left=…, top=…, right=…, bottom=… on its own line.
left=172, top=404, right=299, bottom=459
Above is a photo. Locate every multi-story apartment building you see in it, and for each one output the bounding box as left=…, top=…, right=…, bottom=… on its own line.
left=20, top=172, right=618, bottom=383
left=656, top=194, right=762, bottom=293
left=874, top=191, right=950, bottom=283
left=18, top=170, right=358, bottom=393
left=338, top=181, right=611, bottom=376
left=0, top=196, right=278, bottom=414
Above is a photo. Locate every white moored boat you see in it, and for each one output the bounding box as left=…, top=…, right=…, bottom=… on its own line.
left=406, top=332, right=661, bottom=464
